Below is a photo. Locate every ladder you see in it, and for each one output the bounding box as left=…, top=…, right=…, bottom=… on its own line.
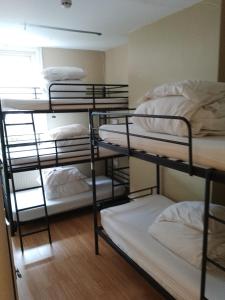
left=3, top=112, right=52, bottom=252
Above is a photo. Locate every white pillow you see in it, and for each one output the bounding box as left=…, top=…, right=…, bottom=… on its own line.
left=132, top=96, right=195, bottom=137
left=42, top=66, right=86, bottom=81
left=148, top=221, right=225, bottom=269
left=155, top=201, right=225, bottom=234
left=45, top=180, right=90, bottom=200
left=42, top=166, right=87, bottom=187
left=49, top=124, right=88, bottom=140
left=56, top=138, right=90, bottom=153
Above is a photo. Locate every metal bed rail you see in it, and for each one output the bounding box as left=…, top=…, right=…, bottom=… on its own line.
left=91, top=111, right=193, bottom=175
left=0, top=86, right=42, bottom=99
left=3, top=134, right=124, bottom=173
left=48, top=83, right=129, bottom=111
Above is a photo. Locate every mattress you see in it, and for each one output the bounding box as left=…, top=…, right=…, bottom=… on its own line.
left=1, top=97, right=128, bottom=111
left=11, top=176, right=125, bottom=222
left=101, top=195, right=225, bottom=300
left=99, top=124, right=225, bottom=171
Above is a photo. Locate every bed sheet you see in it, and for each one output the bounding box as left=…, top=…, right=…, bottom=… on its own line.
left=11, top=176, right=125, bottom=221
left=1, top=97, right=128, bottom=111
left=99, top=124, right=225, bottom=171
left=101, top=195, right=225, bottom=300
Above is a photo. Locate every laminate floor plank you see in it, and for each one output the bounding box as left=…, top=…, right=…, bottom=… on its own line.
left=12, top=211, right=163, bottom=300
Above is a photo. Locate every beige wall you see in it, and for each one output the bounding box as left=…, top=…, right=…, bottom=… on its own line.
left=42, top=47, right=105, bottom=83
left=128, top=0, right=221, bottom=200
left=105, top=44, right=128, bottom=84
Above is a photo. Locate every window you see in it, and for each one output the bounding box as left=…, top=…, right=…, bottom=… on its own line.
left=0, top=48, right=42, bottom=87
left=0, top=48, right=47, bottom=135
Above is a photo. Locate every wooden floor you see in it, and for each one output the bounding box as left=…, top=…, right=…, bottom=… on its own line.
left=12, top=211, right=163, bottom=300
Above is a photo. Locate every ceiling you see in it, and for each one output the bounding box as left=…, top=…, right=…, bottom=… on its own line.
left=0, top=0, right=201, bottom=51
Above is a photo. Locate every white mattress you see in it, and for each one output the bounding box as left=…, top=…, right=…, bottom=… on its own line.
left=11, top=176, right=125, bottom=222
left=99, top=124, right=225, bottom=171
left=1, top=97, right=128, bottom=111
left=7, top=145, right=116, bottom=169
left=101, top=195, right=225, bottom=300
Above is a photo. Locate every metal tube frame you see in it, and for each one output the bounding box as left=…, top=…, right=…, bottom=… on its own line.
left=90, top=111, right=225, bottom=300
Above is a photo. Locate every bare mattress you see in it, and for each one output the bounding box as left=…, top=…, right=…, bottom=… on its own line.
left=11, top=176, right=125, bottom=221
left=101, top=195, right=225, bottom=300
left=99, top=124, right=225, bottom=171
left=1, top=97, right=128, bottom=111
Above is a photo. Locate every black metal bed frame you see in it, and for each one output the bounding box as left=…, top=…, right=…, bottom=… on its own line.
left=90, top=111, right=225, bottom=300
left=48, top=83, right=128, bottom=111
left=0, top=83, right=129, bottom=251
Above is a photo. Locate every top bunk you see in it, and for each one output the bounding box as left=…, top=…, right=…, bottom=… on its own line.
left=0, top=83, right=129, bottom=113
left=0, top=66, right=128, bottom=113
left=90, top=80, right=225, bottom=184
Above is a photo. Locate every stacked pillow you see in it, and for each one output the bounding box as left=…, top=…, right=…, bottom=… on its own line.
left=148, top=201, right=225, bottom=269
left=48, top=124, right=88, bottom=140
left=48, top=124, right=89, bottom=153
left=42, top=166, right=90, bottom=200
left=42, top=66, right=87, bottom=81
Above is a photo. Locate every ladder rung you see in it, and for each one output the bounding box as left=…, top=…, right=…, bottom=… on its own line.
left=18, top=204, right=45, bottom=212
left=113, top=182, right=128, bottom=186
left=207, top=257, right=225, bottom=272
left=5, top=122, right=33, bottom=126
left=21, top=228, right=49, bottom=237
left=16, top=186, right=42, bottom=192
left=209, top=214, right=225, bottom=225
left=8, top=142, right=37, bottom=148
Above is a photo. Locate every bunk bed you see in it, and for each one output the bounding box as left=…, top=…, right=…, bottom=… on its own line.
left=90, top=80, right=225, bottom=300
left=0, top=81, right=129, bottom=252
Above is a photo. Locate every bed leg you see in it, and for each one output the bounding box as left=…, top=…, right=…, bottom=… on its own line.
left=94, top=229, right=99, bottom=255
left=89, top=110, right=100, bottom=255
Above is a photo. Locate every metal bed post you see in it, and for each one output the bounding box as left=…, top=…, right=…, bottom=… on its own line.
left=200, top=170, right=212, bottom=300
left=48, top=83, right=53, bottom=112
left=156, top=159, right=160, bottom=195
left=111, top=158, right=115, bottom=202
left=34, top=87, right=37, bottom=100
left=92, top=85, right=96, bottom=110
left=103, top=86, right=106, bottom=99
left=89, top=111, right=99, bottom=255
left=125, top=115, right=131, bottom=155
left=0, top=110, right=15, bottom=233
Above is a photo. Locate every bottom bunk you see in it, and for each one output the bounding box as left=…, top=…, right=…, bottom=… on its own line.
left=11, top=175, right=126, bottom=222
left=100, top=195, right=225, bottom=300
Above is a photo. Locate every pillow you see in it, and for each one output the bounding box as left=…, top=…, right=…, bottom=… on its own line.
left=132, top=96, right=194, bottom=136
left=148, top=221, right=225, bottom=269
left=42, top=166, right=87, bottom=187
left=56, top=138, right=90, bottom=153
left=155, top=201, right=225, bottom=234
left=42, top=66, right=86, bottom=81
left=45, top=180, right=90, bottom=200
left=49, top=124, right=89, bottom=140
